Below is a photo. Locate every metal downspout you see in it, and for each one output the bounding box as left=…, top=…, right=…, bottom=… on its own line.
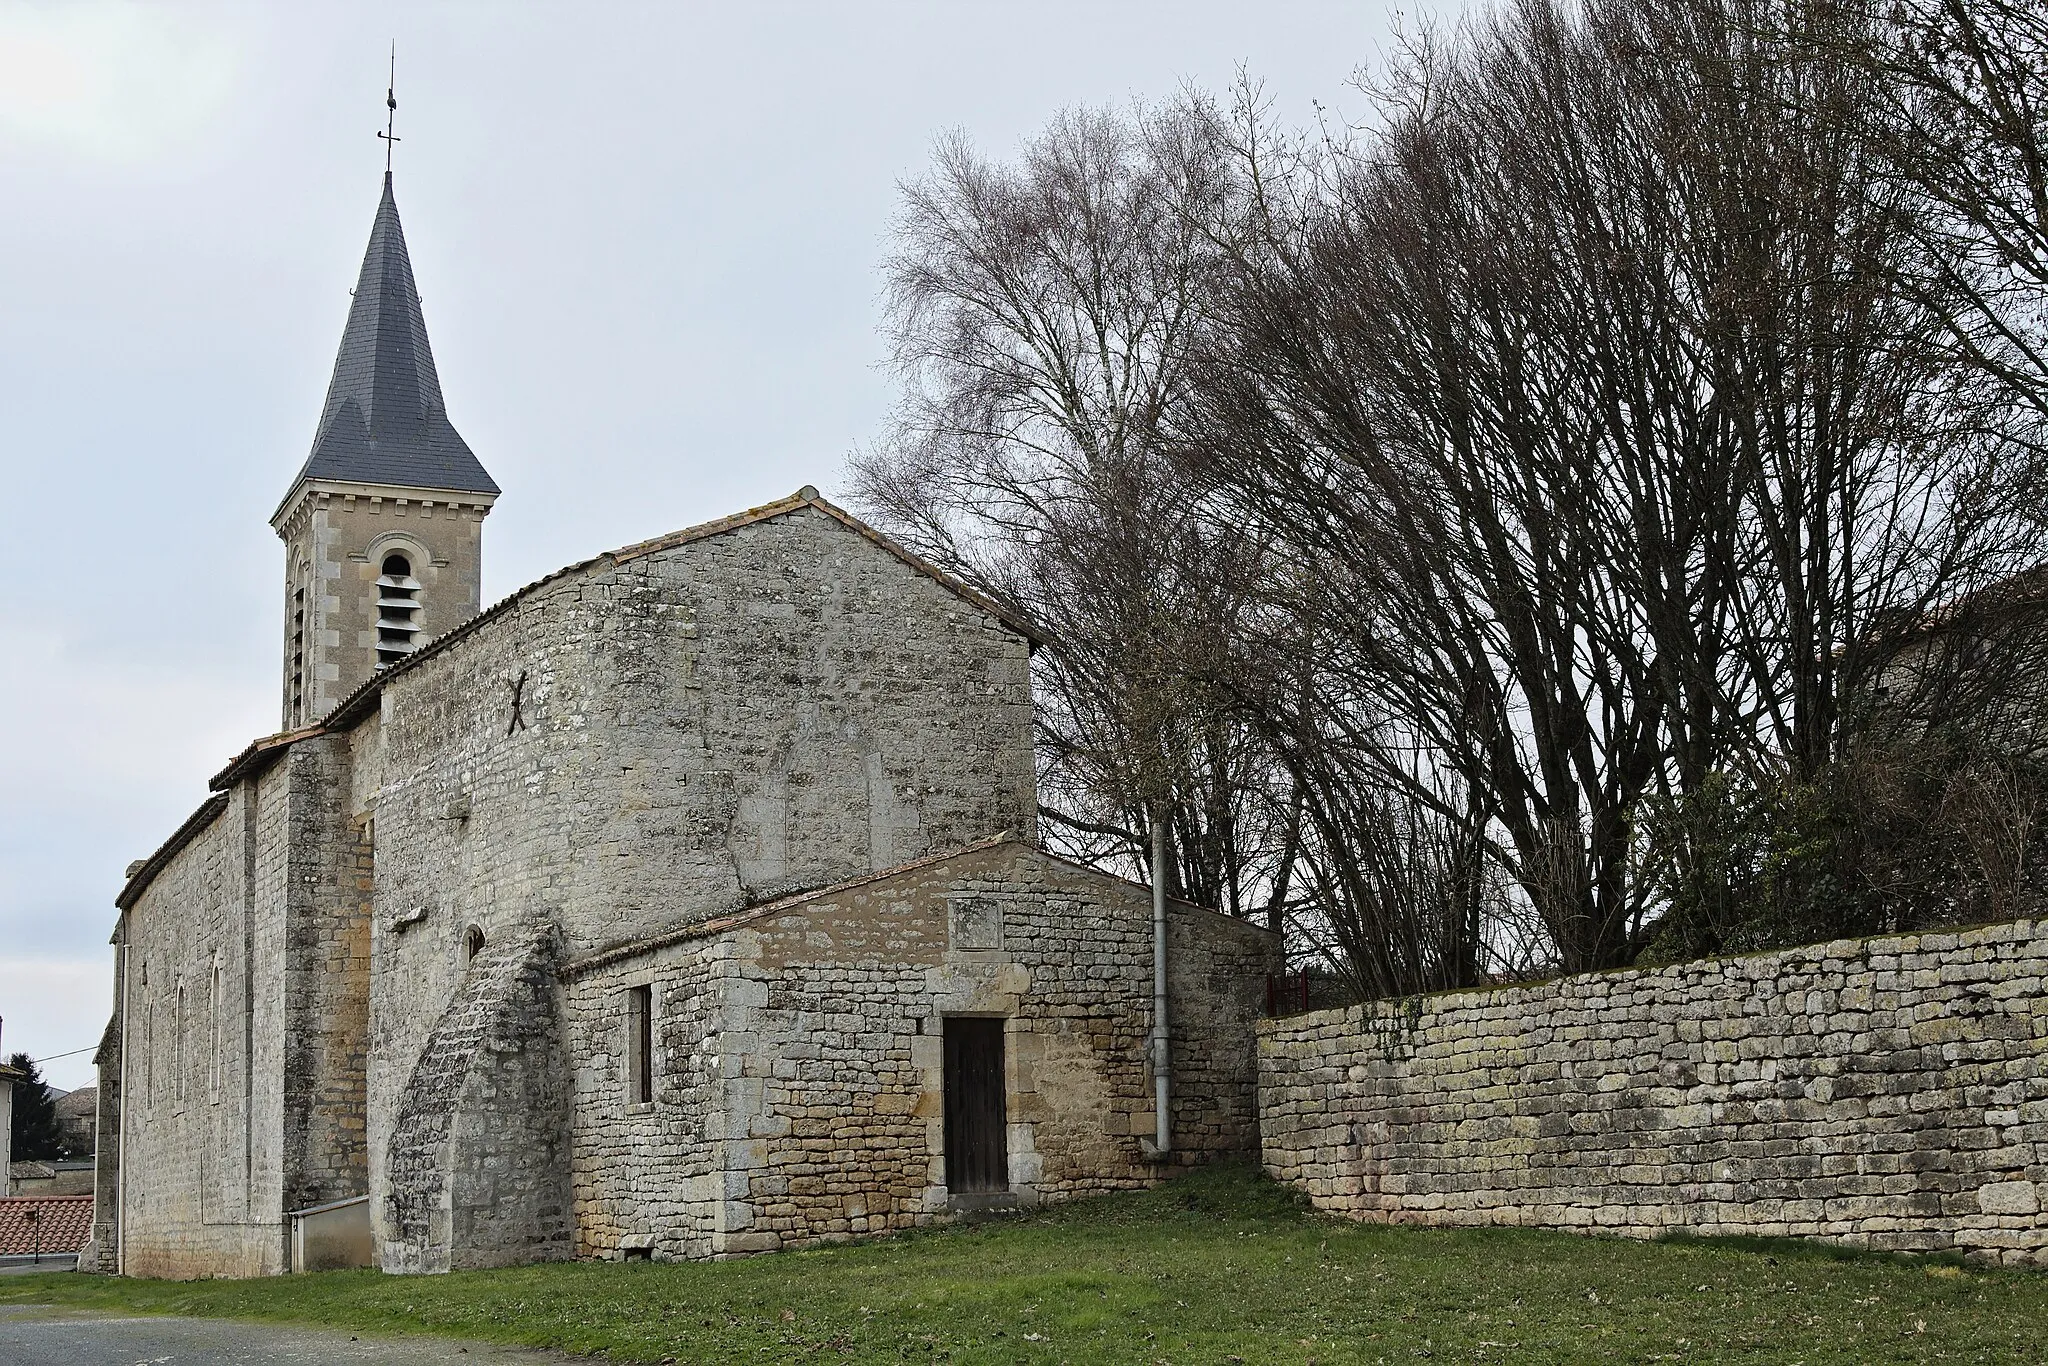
left=115, top=933, right=129, bottom=1277
left=1151, top=813, right=1171, bottom=1156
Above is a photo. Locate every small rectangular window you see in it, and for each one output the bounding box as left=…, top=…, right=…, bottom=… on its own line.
left=627, top=984, right=654, bottom=1106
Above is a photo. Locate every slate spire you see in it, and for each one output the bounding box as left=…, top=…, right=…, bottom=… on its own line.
left=286, top=173, right=499, bottom=498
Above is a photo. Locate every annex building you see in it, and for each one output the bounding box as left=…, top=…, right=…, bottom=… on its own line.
left=86, top=172, right=1278, bottom=1278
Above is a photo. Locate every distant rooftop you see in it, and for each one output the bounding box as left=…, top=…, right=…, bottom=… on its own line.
left=0, top=1195, right=93, bottom=1256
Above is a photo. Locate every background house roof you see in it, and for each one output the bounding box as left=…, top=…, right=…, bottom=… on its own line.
left=0, top=1196, right=94, bottom=1256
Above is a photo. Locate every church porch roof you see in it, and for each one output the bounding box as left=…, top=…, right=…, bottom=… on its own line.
left=558, top=831, right=1273, bottom=980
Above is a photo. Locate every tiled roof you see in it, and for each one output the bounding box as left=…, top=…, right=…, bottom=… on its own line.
left=558, top=833, right=1274, bottom=979
left=53, top=1087, right=96, bottom=1119
left=0, top=1196, right=93, bottom=1255
left=278, top=172, right=497, bottom=509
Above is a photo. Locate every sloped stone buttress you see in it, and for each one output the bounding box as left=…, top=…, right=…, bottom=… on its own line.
left=382, top=925, right=571, bottom=1273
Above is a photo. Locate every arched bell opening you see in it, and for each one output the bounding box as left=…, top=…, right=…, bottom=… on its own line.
left=375, top=552, right=423, bottom=667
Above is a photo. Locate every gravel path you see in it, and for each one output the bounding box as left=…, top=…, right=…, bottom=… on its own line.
left=0, top=1305, right=580, bottom=1365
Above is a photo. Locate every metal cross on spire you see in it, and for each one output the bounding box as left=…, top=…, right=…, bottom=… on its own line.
left=378, top=44, right=400, bottom=172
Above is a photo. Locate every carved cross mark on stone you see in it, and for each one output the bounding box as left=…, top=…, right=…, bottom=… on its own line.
left=507, top=670, right=529, bottom=736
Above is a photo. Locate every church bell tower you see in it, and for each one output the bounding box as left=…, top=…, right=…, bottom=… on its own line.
left=272, top=169, right=499, bottom=728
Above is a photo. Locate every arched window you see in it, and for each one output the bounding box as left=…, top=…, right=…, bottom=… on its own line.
left=465, top=925, right=486, bottom=963
left=375, top=553, right=423, bottom=667
left=174, top=983, right=186, bottom=1104
left=210, top=961, right=224, bottom=1095
left=290, top=580, right=307, bottom=722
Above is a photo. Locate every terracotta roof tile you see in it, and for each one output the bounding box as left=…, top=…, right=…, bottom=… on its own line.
left=0, top=1196, right=93, bottom=1256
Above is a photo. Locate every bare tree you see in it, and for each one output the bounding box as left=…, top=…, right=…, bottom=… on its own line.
left=1858, top=0, right=2048, bottom=417
left=851, top=98, right=1301, bottom=918
left=860, top=0, right=2048, bottom=988
left=1193, top=3, right=1705, bottom=971
left=1190, top=0, right=2047, bottom=969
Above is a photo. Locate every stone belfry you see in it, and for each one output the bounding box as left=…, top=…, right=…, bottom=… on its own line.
left=272, top=170, right=499, bottom=727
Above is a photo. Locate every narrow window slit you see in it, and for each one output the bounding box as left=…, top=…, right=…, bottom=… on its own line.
left=627, top=984, right=654, bottom=1106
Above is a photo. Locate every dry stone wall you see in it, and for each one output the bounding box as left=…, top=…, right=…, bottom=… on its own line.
left=1259, top=919, right=2048, bottom=1265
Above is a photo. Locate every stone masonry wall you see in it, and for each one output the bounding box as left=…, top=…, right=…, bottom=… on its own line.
left=111, top=739, right=376, bottom=1279
left=366, top=504, right=1038, bottom=1268
left=112, top=763, right=292, bottom=1279
left=381, top=925, right=570, bottom=1273
left=1259, top=919, right=2048, bottom=1265
left=281, top=738, right=372, bottom=1214
left=562, top=949, right=727, bottom=1260
left=1167, top=898, right=1283, bottom=1159
left=563, top=841, right=1281, bottom=1261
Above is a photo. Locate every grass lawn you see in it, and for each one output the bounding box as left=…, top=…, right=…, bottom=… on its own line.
left=4, top=1166, right=2044, bottom=1364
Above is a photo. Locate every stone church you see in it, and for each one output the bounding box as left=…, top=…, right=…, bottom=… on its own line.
left=88, top=173, right=1279, bottom=1278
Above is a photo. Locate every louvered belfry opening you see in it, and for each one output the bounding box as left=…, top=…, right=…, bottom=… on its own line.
left=943, top=1016, right=1009, bottom=1193
left=291, top=585, right=307, bottom=721
left=273, top=172, right=500, bottom=719
left=376, top=552, right=422, bottom=666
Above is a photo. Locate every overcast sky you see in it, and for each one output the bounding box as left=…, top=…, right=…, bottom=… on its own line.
left=0, top=1, right=1424, bottom=1090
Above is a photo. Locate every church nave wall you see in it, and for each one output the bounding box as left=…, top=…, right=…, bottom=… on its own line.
left=112, top=769, right=289, bottom=1278
left=361, top=499, right=1044, bottom=1268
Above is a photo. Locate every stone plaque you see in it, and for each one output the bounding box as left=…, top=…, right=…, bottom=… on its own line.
left=948, top=895, right=1002, bottom=951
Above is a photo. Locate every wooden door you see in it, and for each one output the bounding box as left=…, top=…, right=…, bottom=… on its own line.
left=943, top=1017, right=1008, bottom=1193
